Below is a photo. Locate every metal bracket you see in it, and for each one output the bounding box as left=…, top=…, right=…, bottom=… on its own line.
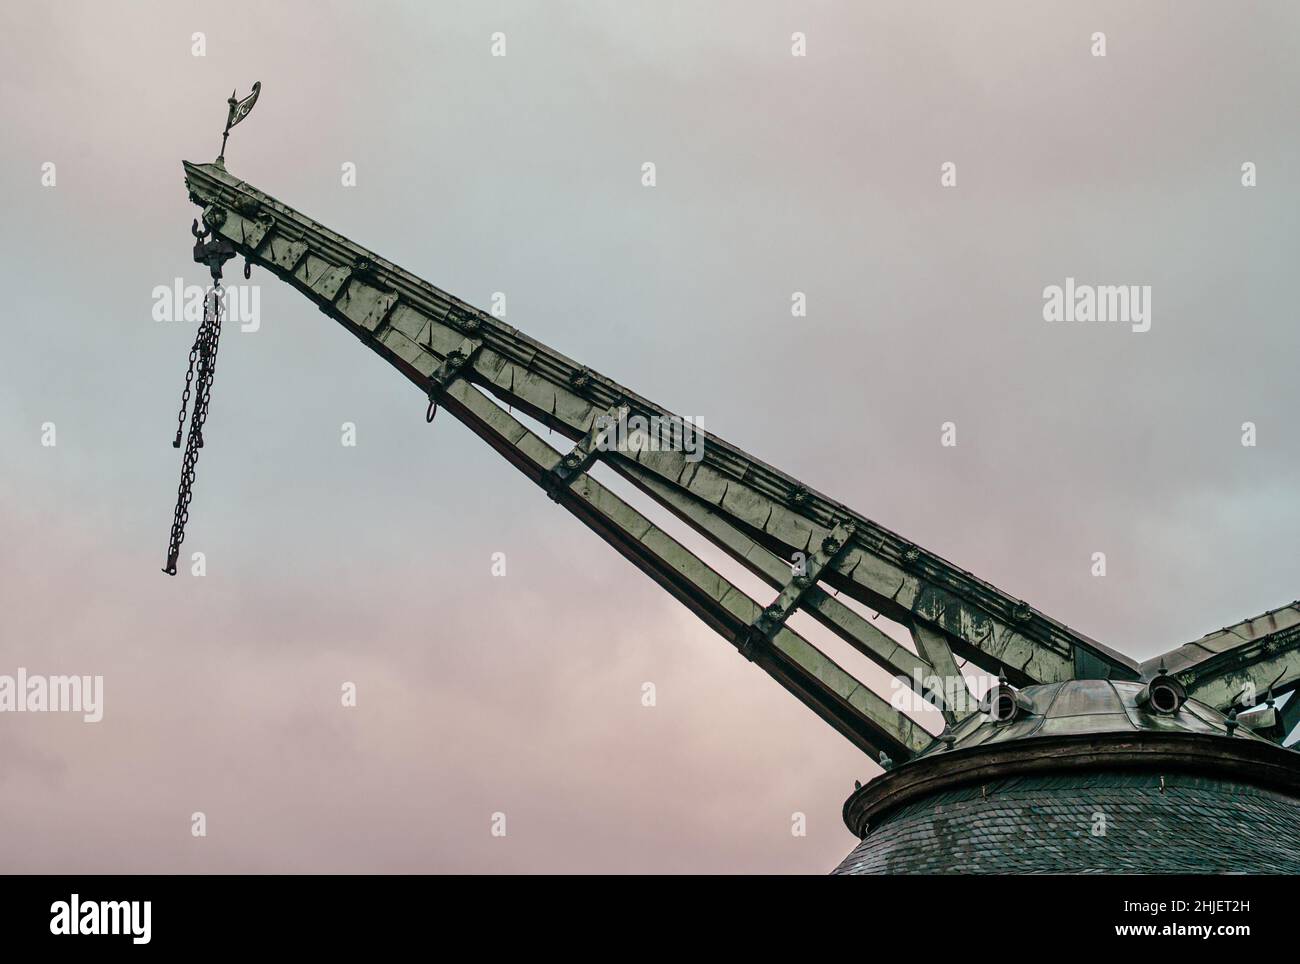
left=425, top=336, right=482, bottom=422
left=740, top=520, right=857, bottom=660
left=543, top=403, right=628, bottom=501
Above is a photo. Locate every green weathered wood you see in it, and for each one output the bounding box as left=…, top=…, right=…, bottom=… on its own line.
left=183, top=159, right=1300, bottom=753
left=1146, top=603, right=1300, bottom=715
left=909, top=621, right=976, bottom=725
left=182, top=158, right=1140, bottom=689
left=618, top=465, right=944, bottom=700
left=433, top=374, right=932, bottom=759
left=196, top=160, right=1300, bottom=762
left=185, top=162, right=933, bottom=759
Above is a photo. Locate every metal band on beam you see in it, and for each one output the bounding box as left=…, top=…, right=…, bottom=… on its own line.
left=425, top=335, right=483, bottom=420
left=543, top=403, right=628, bottom=502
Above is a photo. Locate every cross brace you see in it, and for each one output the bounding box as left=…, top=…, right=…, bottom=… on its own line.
left=740, top=520, right=856, bottom=660
left=544, top=403, right=627, bottom=501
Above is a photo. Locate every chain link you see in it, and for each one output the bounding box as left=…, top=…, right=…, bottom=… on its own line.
left=171, top=329, right=201, bottom=447
left=163, top=285, right=225, bottom=575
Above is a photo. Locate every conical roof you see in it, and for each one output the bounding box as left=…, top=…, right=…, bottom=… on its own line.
left=917, top=679, right=1273, bottom=758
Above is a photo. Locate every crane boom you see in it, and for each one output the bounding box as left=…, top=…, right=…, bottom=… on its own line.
left=178, top=158, right=1297, bottom=756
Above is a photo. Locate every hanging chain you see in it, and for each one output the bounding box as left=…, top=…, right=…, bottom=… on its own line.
left=163, top=283, right=227, bottom=574
left=163, top=216, right=237, bottom=575
left=171, top=328, right=202, bottom=448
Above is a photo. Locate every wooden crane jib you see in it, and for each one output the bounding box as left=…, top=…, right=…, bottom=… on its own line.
left=164, top=157, right=1300, bottom=760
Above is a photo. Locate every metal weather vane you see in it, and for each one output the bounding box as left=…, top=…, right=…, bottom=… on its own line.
left=218, top=81, right=260, bottom=163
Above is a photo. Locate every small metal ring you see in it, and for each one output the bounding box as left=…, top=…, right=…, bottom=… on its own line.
left=425, top=398, right=438, bottom=423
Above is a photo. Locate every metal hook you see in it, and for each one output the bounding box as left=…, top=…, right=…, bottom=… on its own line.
left=191, top=218, right=208, bottom=240
left=243, top=258, right=252, bottom=280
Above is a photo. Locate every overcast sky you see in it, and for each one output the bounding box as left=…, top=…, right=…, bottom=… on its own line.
left=1, top=0, right=1297, bottom=872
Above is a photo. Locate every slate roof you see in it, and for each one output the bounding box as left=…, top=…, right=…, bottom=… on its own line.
left=834, top=680, right=1300, bottom=873
left=832, top=770, right=1300, bottom=874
